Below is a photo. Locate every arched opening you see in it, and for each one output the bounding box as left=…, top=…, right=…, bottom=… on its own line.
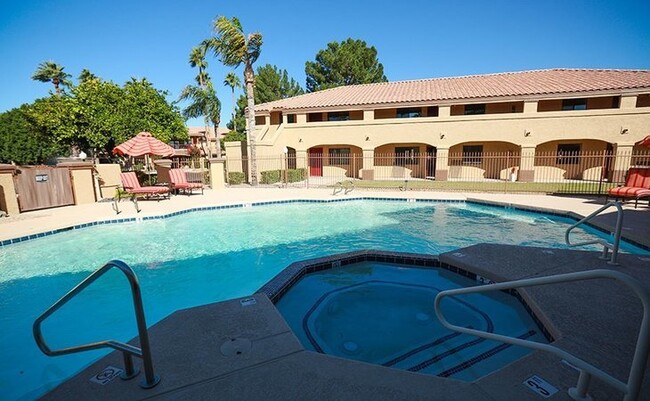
left=373, top=143, right=435, bottom=179
left=308, top=144, right=363, bottom=179
left=535, top=139, right=614, bottom=180
left=448, top=141, right=519, bottom=180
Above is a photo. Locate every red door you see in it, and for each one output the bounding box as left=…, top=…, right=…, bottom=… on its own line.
left=309, top=148, right=323, bottom=176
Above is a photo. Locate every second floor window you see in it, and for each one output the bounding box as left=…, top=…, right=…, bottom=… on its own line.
left=396, top=108, right=421, bottom=118
left=464, top=104, right=486, bottom=115
left=562, top=99, right=587, bottom=111
left=327, top=111, right=350, bottom=121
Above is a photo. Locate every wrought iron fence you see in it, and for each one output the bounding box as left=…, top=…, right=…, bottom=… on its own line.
left=224, top=150, right=650, bottom=195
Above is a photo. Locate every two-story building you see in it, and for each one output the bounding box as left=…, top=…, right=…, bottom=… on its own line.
left=236, top=69, right=650, bottom=183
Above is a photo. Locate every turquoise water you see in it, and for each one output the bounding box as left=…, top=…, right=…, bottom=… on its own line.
left=0, top=200, right=646, bottom=399
left=276, top=262, right=548, bottom=381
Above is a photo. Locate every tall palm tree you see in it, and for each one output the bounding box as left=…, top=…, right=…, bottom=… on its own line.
left=223, top=71, right=241, bottom=133
left=188, top=44, right=214, bottom=157
left=31, top=61, right=72, bottom=95
left=209, top=16, right=262, bottom=185
left=179, top=83, right=222, bottom=158
left=189, top=44, right=209, bottom=88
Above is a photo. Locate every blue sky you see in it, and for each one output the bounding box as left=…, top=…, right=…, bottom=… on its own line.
left=1, top=0, right=649, bottom=127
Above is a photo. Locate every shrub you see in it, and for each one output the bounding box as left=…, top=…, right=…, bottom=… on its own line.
left=287, top=168, right=307, bottom=183
left=228, top=171, right=245, bottom=185
left=261, top=169, right=282, bottom=184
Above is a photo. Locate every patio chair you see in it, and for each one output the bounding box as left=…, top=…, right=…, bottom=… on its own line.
left=606, top=167, right=650, bottom=208
left=169, top=168, right=204, bottom=195
left=119, top=172, right=170, bottom=199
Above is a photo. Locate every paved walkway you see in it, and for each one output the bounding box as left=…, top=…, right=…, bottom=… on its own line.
left=1, top=188, right=648, bottom=247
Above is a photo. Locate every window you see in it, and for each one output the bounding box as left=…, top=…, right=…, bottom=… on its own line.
left=562, top=99, right=587, bottom=111
left=395, top=147, right=420, bottom=165
left=556, top=144, right=581, bottom=164
left=287, top=114, right=296, bottom=123
left=329, top=148, right=350, bottom=164
left=426, top=106, right=439, bottom=117
left=464, top=104, right=486, bottom=115
left=462, top=145, right=483, bottom=164
left=255, top=116, right=266, bottom=125
left=396, top=108, right=421, bottom=118
left=307, top=113, right=323, bottom=122
left=327, top=111, right=350, bottom=121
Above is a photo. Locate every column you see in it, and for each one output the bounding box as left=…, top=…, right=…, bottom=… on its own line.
left=295, top=150, right=308, bottom=169
left=0, top=164, right=19, bottom=216
left=612, top=144, right=634, bottom=183
left=360, top=149, right=375, bottom=180
left=523, top=101, right=537, bottom=114
left=434, top=148, right=449, bottom=181
left=363, top=110, right=374, bottom=121
left=438, top=106, right=451, bottom=118
left=208, top=158, right=225, bottom=189
left=518, top=146, right=536, bottom=182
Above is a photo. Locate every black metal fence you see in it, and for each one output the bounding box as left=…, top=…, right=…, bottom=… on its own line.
left=224, top=150, right=650, bottom=195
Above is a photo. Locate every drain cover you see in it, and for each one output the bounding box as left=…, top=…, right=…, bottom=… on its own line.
left=220, top=337, right=252, bottom=356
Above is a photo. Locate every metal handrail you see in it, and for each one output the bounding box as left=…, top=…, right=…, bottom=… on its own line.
left=565, top=201, right=623, bottom=265
left=33, top=260, right=160, bottom=389
left=434, top=269, right=650, bottom=401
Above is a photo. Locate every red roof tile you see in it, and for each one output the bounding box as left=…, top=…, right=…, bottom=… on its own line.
left=255, top=69, right=650, bottom=112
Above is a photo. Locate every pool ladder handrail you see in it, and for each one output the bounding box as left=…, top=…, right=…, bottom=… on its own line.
left=434, top=269, right=650, bottom=401
left=33, top=260, right=160, bottom=389
left=565, top=201, right=623, bottom=265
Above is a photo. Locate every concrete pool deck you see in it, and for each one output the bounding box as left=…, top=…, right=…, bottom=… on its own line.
left=40, top=246, right=650, bottom=401
left=4, top=188, right=649, bottom=400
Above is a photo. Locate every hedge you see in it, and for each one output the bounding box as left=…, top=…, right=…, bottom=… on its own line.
left=260, top=168, right=307, bottom=184
left=228, top=172, right=246, bottom=185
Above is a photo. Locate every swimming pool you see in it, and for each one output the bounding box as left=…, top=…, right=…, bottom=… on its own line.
left=275, top=261, right=548, bottom=381
left=0, top=200, right=646, bottom=399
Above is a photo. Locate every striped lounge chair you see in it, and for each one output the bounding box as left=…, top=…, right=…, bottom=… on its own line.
left=606, top=168, right=650, bottom=208
left=119, top=172, right=170, bottom=199
left=169, top=169, right=204, bottom=195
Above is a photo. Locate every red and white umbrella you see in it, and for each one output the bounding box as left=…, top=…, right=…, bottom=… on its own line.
left=112, top=132, right=175, bottom=157
left=636, top=135, right=650, bottom=148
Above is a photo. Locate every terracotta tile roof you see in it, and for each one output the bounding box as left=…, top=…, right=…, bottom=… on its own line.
left=255, top=69, right=650, bottom=112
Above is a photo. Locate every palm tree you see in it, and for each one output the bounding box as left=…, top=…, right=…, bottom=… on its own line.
left=189, top=44, right=209, bottom=88
left=31, top=61, right=72, bottom=95
left=208, top=16, right=262, bottom=185
left=223, top=71, right=241, bottom=132
left=179, top=83, right=222, bottom=158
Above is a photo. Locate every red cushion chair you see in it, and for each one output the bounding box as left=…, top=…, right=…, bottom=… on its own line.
left=607, top=168, right=650, bottom=208
left=119, top=172, right=170, bottom=199
left=169, top=168, right=204, bottom=195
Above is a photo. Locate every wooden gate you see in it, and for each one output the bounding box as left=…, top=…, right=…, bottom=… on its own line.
left=14, top=166, right=75, bottom=211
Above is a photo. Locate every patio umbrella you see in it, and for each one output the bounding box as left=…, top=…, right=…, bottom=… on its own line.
left=636, top=135, right=650, bottom=148
left=113, top=132, right=175, bottom=157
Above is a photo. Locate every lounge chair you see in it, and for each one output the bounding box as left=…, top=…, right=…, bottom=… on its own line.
left=606, top=167, right=650, bottom=208
left=119, top=172, right=170, bottom=199
left=169, top=168, right=204, bottom=195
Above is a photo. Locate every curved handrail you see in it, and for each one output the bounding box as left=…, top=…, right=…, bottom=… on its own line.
left=33, top=260, right=160, bottom=389
left=565, top=201, right=623, bottom=264
left=434, top=269, right=650, bottom=401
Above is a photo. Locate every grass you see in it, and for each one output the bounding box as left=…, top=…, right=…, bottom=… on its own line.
left=349, top=179, right=618, bottom=195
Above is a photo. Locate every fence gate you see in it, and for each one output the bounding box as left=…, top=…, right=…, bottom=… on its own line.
left=14, top=166, right=75, bottom=212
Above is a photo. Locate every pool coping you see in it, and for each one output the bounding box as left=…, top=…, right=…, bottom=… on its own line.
left=1, top=197, right=648, bottom=251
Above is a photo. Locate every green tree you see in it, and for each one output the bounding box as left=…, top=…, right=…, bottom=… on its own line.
left=254, top=64, right=304, bottom=104
left=189, top=43, right=210, bottom=87
left=0, top=105, right=64, bottom=164
left=179, top=83, right=222, bottom=157
left=25, top=95, right=78, bottom=149
left=31, top=61, right=73, bottom=95
left=208, top=16, right=263, bottom=185
left=305, top=38, right=387, bottom=92
left=78, top=69, right=99, bottom=84
left=223, top=71, right=241, bottom=132
left=226, top=94, right=246, bottom=136
left=119, top=78, right=187, bottom=145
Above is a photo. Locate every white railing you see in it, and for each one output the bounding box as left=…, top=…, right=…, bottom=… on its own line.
left=565, top=201, right=623, bottom=264
left=434, top=269, right=650, bottom=401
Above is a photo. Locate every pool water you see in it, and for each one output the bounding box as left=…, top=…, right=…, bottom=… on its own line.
left=0, top=200, right=646, bottom=399
left=275, top=262, right=548, bottom=381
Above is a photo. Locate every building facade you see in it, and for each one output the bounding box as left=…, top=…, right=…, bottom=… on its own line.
left=235, top=69, right=650, bottom=183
